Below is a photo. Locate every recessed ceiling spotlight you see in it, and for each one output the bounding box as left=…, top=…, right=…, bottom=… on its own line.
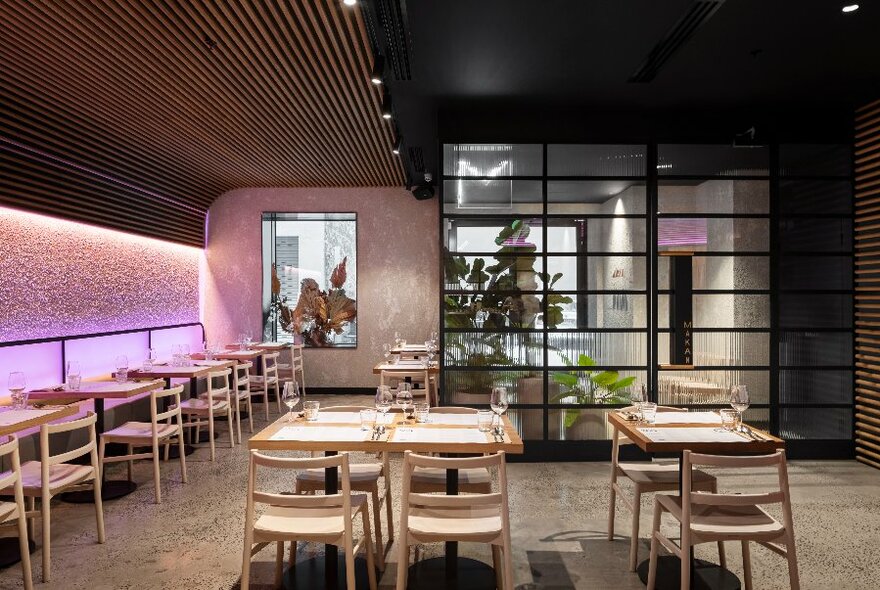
left=392, top=137, right=402, bottom=155
left=842, top=4, right=859, bottom=12
left=370, top=55, right=384, bottom=85
left=343, top=0, right=357, bottom=6
left=381, top=95, right=392, bottom=120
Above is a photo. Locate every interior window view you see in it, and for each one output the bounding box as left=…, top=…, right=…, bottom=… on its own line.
left=0, top=2, right=877, bottom=589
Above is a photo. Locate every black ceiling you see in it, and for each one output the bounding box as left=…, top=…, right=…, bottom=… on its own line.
left=375, top=0, right=880, bottom=180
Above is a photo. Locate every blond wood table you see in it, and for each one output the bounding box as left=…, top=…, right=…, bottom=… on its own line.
left=372, top=360, right=440, bottom=375
left=607, top=411, right=784, bottom=590
left=250, top=412, right=523, bottom=589
left=227, top=342, right=287, bottom=351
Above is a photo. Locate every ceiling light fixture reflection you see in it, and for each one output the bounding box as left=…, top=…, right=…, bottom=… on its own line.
left=370, top=55, right=384, bottom=85
left=842, top=4, right=859, bottom=12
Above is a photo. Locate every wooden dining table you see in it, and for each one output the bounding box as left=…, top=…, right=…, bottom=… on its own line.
left=250, top=410, right=524, bottom=589
left=607, top=410, right=785, bottom=590
left=372, top=360, right=440, bottom=375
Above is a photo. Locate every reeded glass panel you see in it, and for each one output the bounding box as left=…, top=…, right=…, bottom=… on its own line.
left=779, top=218, right=852, bottom=252
left=443, top=144, right=542, bottom=176
left=658, top=370, right=769, bottom=405
left=507, top=409, right=544, bottom=441
left=445, top=218, right=543, bottom=252
left=547, top=144, right=646, bottom=177
left=779, top=295, right=852, bottom=328
left=547, top=181, right=646, bottom=214
left=444, top=255, right=544, bottom=292
left=443, top=180, right=542, bottom=214
left=779, top=256, right=852, bottom=290
left=658, top=218, right=769, bottom=252
left=546, top=256, right=647, bottom=291
left=658, top=295, right=770, bottom=328
left=779, top=370, right=853, bottom=405
left=658, top=180, right=769, bottom=214
left=657, top=144, right=769, bottom=176
left=549, top=369, right=646, bottom=405
left=547, top=332, right=647, bottom=366
left=548, top=408, right=623, bottom=441
left=779, top=332, right=852, bottom=367
left=579, top=294, right=648, bottom=329
left=657, top=332, right=770, bottom=366
left=779, top=180, right=852, bottom=215
left=658, top=255, right=770, bottom=290
left=780, top=407, right=852, bottom=439
left=443, top=369, right=542, bottom=405
left=779, top=144, right=852, bottom=177
left=444, top=294, right=547, bottom=330
left=444, top=332, right=543, bottom=367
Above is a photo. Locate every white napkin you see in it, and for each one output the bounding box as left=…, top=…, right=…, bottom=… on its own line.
left=651, top=412, right=720, bottom=425
left=392, top=427, right=488, bottom=444
left=270, top=426, right=366, bottom=442
left=637, top=427, right=747, bottom=443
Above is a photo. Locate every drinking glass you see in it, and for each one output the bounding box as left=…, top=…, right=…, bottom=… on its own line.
left=382, top=343, right=392, bottom=362
left=181, top=344, right=191, bottom=367
left=8, top=372, right=27, bottom=410
left=414, top=401, right=430, bottom=423
left=630, top=383, right=648, bottom=420
left=239, top=333, right=247, bottom=351
left=115, top=355, right=129, bottom=383
left=394, top=331, right=401, bottom=347
left=425, top=341, right=435, bottom=365
left=719, top=409, right=738, bottom=432
left=360, top=408, right=377, bottom=431
left=66, top=361, right=82, bottom=391
left=430, top=330, right=438, bottom=344
left=303, top=400, right=320, bottom=421
left=375, top=386, right=393, bottom=426
left=245, top=330, right=254, bottom=348
left=641, top=402, right=658, bottom=424
left=490, top=387, right=509, bottom=433
left=729, top=385, right=750, bottom=430
left=396, top=384, right=413, bottom=418
left=282, top=381, right=301, bottom=422
left=477, top=410, right=493, bottom=432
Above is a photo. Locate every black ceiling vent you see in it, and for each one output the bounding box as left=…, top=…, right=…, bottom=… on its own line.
left=408, top=146, right=426, bottom=174
left=628, top=0, right=725, bottom=83
left=376, top=0, right=413, bottom=80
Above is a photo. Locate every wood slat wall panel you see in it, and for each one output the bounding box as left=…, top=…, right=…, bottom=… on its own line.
left=856, top=98, right=880, bottom=469
left=0, top=1, right=403, bottom=247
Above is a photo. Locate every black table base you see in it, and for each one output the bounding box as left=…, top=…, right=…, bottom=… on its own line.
left=281, top=554, right=373, bottom=589
left=637, top=556, right=741, bottom=590
left=0, top=537, right=35, bottom=569
left=408, top=556, right=498, bottom=589
left=61, top=479, right=138, bottom=503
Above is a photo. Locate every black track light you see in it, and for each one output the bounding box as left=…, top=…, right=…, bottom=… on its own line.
left=392, top=136, right=402, bottom=155
left=370, top=55, right=384, bottom=85
left=381, top=94, right=392, bottom=120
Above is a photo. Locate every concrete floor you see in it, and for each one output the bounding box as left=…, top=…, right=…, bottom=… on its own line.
left=1, top=394, right=878, bottom=590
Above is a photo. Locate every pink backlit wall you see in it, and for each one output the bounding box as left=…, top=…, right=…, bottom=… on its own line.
left=0, top=207, right=201, bottom=342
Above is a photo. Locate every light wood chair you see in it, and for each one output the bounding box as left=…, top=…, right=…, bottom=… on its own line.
left=98, top=385, right=187, bottom=504
left=179, top=368, right=235, bottom=460
left=278, top=343, right=306, bottom=396
left=241, top=451, right=377, bottom=590
left=232, top=361, right=255, bottom=439
left=250, top=352, right=281, bottom=419
left=0, top=436, right=33, bottom=590
left=396, top=451, right=514, bottom=590
left=17, top=412, right=105, bottom=583
left=410, top=407, right=492, bottom=494
left=648, top=450, right=800, bottom=590
left=608, top=405, right=724, bottom=571
left=380, top=370, right=436, bottom=407
left=294, top=405, right=393, bottom=571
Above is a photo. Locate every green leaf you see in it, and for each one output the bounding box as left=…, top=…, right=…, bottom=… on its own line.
left=551, top=272, right=563, bottom=287
left=591, top=370, right=620, bottom=387
left=564, top=409, right=580, bottom=429
left=607, top=376, right=637, bottom=392
left=550, top=371, right=578, bottom=387
left=577, top=354, right=596, bottom=367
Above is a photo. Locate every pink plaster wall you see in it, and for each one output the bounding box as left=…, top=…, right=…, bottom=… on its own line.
left=203, top=187, right=439, bottom=388
left=0, top=206, right=201, bottom=342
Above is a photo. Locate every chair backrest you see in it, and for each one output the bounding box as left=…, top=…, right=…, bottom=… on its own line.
left=381, top=370, right=430, bottom=388
left=0, top=436, right=22, bottom=491
left=401, top=451, right=508, bottom=526
left=428, top=406, right=477, bottom=415
left=152, top=385, right=184, bottom=425
left=262, top=352, right=280, bottom=379
left=235, top=362, right=252, bottom=389
left=207, top=368, right=232, bottom=399
left=289, top=344, right=306, bottom=394
left=40, top=412, right=98, bottom=467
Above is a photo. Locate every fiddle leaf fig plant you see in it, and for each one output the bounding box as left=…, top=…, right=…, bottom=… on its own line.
left=550, top=353, right=636, bottom=428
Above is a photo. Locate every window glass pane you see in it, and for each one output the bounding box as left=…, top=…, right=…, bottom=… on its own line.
left=658, top=180, right=769, bottom=214
left=658, top=255, right=769, bottom=290
left=657, top=144, right=769, bottom=176
left=779, top=218, right=852, bottom=252
left=547, top=144, right=646, bottom=176
left=580, top=294, right=648, bottom=328
left=546, top=256, right=647, bottom=291
left=779, top=180, right=852, bottom=215
left=587, top=218, right=646, bottom=252
left=780, top=370, right=853, bottom=404
left=657, top=332, right=770, bottom=366
left=507, top=409, right=544, bottom=441
left=548, top=408, right=640, bottom=441
left=780, top=407, right=852, bottom=439
left=779, top=295, right=852, bottom=328
left=779, top=144, right=851, bottom=177
left=444, top=332, right=543, bottom=367
left=445, top=218, right=543, bottom=252
left=443, top=369, right=541, bottom=405
left=779, top=256, right=852, bottom=290
left=547, top=332, right=647, bottom=366
left=443, top=180, right=542, bottom=214
left=779, top=332, right=852, bottom=366
left=547, top=181, right=646, bottom=214
left=550, top=370, right=646, bottom=406
left=658, top=370, right=769, bottom=404
left=444, top=255, right=544, bottom=292
left=444, top=293, right=545, bottom=329
left=658, top=218, right=769, bottom=252
left=658, top=295, right=770, bottom=328
left=443, top=144, right=542, bottom=176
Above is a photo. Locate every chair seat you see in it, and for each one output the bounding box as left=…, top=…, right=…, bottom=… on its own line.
left=408, top=505, right=502, bottom=541
left=179, top=398, right=229, bottom=413
left=253, top=495, right=367, bottom=538
left=296, top=463, right=383, bottom=485
left=18, top=461, right=95, bottom=494
left=411, top=467, right=491, bottom=486
left=101, top=421, right=179, bottom=442
left=657, top=495, right=786, bottom=540
left=620, top=462, right=715, bottom=488
left=0, top=501, right=18, bottom=523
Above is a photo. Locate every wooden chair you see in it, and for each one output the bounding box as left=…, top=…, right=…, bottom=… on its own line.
left=250, top=352, right=281, bottom=419
left=98, top=385, right=187, bottom=504
left=608, top=405, right=723, bottom=571
left=294, top=405, right=393, bottom=571
left=0, top=436, right=33, bottom=590
left=241, top=451, right=377, bottom=590
left=179, top=368, right=235, bottom=460
left=278, top=343, right=306, bottom=397
left=648, top=450, right=800, bottom=590
left=410, top=407, right=492, bottom=494
left=18, top=413, right=104, bottom=583
left=232, top=361, right=255, bottom=439
left=380, top=370, right=436, bottom=407
left=396, top=451, right=514, bottom=590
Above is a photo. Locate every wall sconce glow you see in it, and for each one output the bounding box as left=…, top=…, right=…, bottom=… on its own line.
left=842, top=4, right=859, bottom=12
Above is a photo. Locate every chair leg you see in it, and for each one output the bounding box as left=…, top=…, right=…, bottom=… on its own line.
left=98, top=437, right=107, bottom=480
left=629, top=491, right=642, bottom=571
left=741, top=541, right=753, bottom=590
left=152, top=439, right=162, bottom=504
left=786, top=534, right=801, bottom=590
left=371, top=488, right=385, bottom=571
left=241, top=535, right=253, bottom=590
left=275, top=541, right=284, bottom=588
left=247, top=396, right=254, bottom=433
left=263, top=388, right=270, bottom=420
left=681, top=529, right=691, bottom=590
left=228, top=411, right=236, bottom=449
left=236, top=400, right=242, bottom=444
left=289, top=540, right=297, bottom=570
left=491, top=545, right=502, bottom=589
left=93, top=475, right=106, bottom=544
left=717, top=540, right=726, bottom=570
left=396, top=538, right=409, bottom=590
left=40, top=493, right=51, bottom=583
left=501, top=533, right=514, bottom=590
left=26, top=496, right=34, bottom=541
left=344, top=535, right=356, bottom=590
left=647, top=502, right=662, bottom=590
left=362, top=510, right=378, bottom=590
left=178, top=431, right=188, bottom=484
left=127, top=444, right=133, bottom=481
left=208, top=416, right=216, bottom=462
left=16, top=506, right=33, bottom=590
left=607, top=483, right=617, bottom=541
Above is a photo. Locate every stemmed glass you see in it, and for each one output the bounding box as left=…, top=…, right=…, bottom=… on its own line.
left=8, top=372, right=27, bottom=410
left=490, top=387, right=509, bottom=435
left=115, top=355, right=129, bottom=383
left=282, top=381, right=301, bottom=422
left=729, top=385, right=750, bottom=431
left=382, top=343, right=392, bottom=362
left=630, top=383, right=648, bottom=421
left=425, top=340, right=436, bottom=366
left=396, top=383, right=413, bottom=419
left=375, top=386, right=393, bottom=432
left=394, top=331, right=401, bottom=348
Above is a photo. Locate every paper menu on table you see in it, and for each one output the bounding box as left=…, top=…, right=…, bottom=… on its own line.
left=270, top=426, right=367, bottom=442
left=310, top=412, right=362, bottom=424
left=429, top=414, right=479, bottom=426
left=392, top=427, right=488, bottom=444
left=651, top=412, right=720, bottom=425
left=637, top=427, right=747, bottom=443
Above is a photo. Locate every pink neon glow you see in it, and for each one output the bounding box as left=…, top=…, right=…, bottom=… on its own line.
left=658, top=218, right=708, bottom=246
left=0, top=342, right=64, bottom=392
left=150, top=325, right=205, bottom=360
left=65, top=332, right=150, bottom=378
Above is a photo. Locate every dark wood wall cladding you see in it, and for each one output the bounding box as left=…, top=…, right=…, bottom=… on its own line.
left=0, top=1, right=403, bottom=247
left=855, top=98, right=880, bottom=470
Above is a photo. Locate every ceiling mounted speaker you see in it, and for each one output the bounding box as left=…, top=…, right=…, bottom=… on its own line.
left=411, top=173, right=435, bottom=200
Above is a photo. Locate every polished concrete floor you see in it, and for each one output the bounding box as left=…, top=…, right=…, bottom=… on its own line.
left=0, top=394, right=878, bottom=590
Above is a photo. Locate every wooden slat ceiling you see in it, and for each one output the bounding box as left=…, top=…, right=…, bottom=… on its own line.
left=0, top=0, right=404, bottom=247
left=855, top=97, right=880, bottom=471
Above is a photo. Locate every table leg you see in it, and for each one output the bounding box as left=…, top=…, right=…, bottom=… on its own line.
left=446, top=468, right=459, bottom=579
left=325, top=450, right=339, bottom=589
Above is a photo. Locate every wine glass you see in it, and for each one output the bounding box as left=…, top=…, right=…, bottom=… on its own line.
left=729, top=385, right=750, bottom=431
left=8, top=372, right=27, bottom=410
left=393, top=331, right=401, bottom=347
left=115, top=355, right=129, bottom=383
left=375, top=386, right=393, bottom=430
left=396, top=383, right=413, bottom=419
left=490, top=387, right=509, bottom=434
left=630, top=383, right=648, bottom=421
left=425, top=340, right=436, bottom=365
left=282, top=381, right=301, bottom=422
left=245, top=330, right=254, bottom=348
left=382, top=343, right=392, bottom=362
